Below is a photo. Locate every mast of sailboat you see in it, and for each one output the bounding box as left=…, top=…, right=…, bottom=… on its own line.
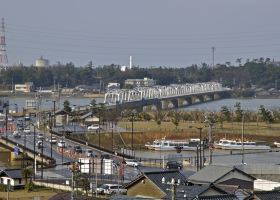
left=241, top=113, right=245, bottom=165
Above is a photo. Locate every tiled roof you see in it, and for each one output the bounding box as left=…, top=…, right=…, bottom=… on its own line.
left=188, top=165, right=255, bottom=184
left=254, top=190, right=280, bottom=200
left=144, top=170, right=187, bottom=193
left=0, top=169, right=22, bottom=179
left=194, top=194, right=239, bottom=200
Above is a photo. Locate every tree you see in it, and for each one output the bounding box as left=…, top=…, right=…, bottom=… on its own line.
left=63, top=100, right=71, bottom=113
left=171, top=112, right=181, bottom=130
left=234, top=102, right=243, bottom=122
left=259, top=105, right=274, bottom=124
left=22, top=168, right=33, bottom=185
left=220, top=106, right=231, bottom=122
left=154, top=111, right=165, bottom=127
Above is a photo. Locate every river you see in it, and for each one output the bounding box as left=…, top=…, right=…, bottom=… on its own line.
left=7, top=97, right=280, bottom=112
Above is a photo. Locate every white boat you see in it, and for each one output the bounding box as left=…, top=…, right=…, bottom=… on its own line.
left=274, top=141, right=280, bottom=148
left=145, top=138, right=201, bottom=151
left=215, top=139, right=271, bottom=150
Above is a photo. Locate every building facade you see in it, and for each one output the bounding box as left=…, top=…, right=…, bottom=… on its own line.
left=14, top=82, right=34, bottom=93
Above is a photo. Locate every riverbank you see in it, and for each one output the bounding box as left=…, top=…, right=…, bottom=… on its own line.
left=0, top=91, right=104, bottom=98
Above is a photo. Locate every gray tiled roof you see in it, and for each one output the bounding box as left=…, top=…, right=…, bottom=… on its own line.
left=254, top=190, right=280, bottom=200
left=188, top=165, right=254, bottom=184
left=144, top=170, right=187, bottom=193
left=0, top=169, right=22, bottom=179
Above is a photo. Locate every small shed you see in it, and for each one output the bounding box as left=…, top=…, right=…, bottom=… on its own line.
left=0, top=168, right=25, bottom=189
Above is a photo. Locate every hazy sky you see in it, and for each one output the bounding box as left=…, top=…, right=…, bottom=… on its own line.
left=1, top=0, right=280, bottom=67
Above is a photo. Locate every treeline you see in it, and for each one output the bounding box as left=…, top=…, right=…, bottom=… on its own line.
left=120, top=103, right=278, bottom=129
left=1, top=58, right=280, bottom=90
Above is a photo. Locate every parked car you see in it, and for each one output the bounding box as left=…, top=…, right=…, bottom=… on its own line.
left=96, top=184, right=107, bottom=194
left=87, top=124, right=101, bottom=131
left=57, top=140, right=67, bottom=148
left=36, top=140, right=43, bottom=148
left=165, top=160, right=183, bottom=169
left=74, top=145, right=83, bottom=153
left=48, top=136, right=57, bottom=144
left=37, top=133, right=44, bottom=139
left=24, top=115, right=30, bottom=121
left=125, top=159, right=142, bottom=167
left=13, top=131, right=21, bottom=138
left=23, top=128, right=31, bottom=134
left=86, top=149, right=95, bottom=157
left=103, top=184, right=127, bottom=195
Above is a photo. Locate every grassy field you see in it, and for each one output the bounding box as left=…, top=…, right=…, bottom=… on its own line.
left=82, top=121, right=280, bottom=150
left=0, top=189, right=57, bottom=200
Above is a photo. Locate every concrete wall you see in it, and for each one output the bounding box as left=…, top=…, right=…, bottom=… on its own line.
left=254, top=179, right=280, bottom=191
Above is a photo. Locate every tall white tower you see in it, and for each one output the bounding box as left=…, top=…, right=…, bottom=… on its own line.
left=0, top=18, right=8, bottom=68
left=129, top=56, right=132, bottom=69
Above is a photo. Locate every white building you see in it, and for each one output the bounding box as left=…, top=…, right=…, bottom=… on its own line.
left=124, top=77, right=155, bottom=88
left=35, top=56, right=49, bottom=67
left=14, top=82, right=34, bottom=93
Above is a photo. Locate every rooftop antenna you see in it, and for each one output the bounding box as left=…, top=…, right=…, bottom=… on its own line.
left=0, top=18, right=8, bottom=69
left=129, top=56, right=132, bottom=69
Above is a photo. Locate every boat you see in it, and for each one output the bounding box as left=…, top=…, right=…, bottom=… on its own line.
left=274, top=141, right=280, bottom=148
left=145, top=137, right=201, bottom=151
left=214, top=139, right=271, bottom=150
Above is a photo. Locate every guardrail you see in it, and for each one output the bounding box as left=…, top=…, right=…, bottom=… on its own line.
left=0, top=136, right=56, bottom=166
left=50, top=130, right=134, bottom=160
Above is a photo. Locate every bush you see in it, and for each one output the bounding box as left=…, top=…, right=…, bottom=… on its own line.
left=0, top=184, right=6, bottom=192
left=25, top=182, right=35, bottom=191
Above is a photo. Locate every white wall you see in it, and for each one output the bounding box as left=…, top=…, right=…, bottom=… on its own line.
left=254, top=179, right=280, bottom=191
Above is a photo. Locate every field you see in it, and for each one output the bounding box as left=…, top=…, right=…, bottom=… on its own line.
left=0, top=189, right=57, bottom=200
left=84, top=121, right=280, bottom=150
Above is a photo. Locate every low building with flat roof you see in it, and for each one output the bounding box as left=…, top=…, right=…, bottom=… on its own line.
left=124, top=77, right=155, bottom=88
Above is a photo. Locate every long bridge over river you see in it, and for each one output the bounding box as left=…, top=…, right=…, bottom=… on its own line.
left=103, top=82, right=231, bottom=111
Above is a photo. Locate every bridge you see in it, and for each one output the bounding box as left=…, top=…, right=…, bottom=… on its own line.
left=104, top=82, right=231, bottom=111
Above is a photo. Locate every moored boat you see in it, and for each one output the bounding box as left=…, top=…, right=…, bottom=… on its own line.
left=215, top=139, right=271, bottom=150
left=274, top=141, right=280, bottom=148
left=145, top=137, right=201, bottom=151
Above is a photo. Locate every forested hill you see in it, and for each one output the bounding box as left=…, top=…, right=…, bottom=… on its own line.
left=1, top=59, right=280, bottom=90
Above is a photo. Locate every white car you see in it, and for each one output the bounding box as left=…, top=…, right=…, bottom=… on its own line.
left=13, top=131, right=21, bottom=138
left=57, top=140, right=67, bottom=148
left=37, top=133, right=44, bottom=139
left=23, top=128, right=31, bottom=134
left=87, top=124, right=100, bottom=131
left=103, top=184, right=127, bottom=195
left=125, top=159, right=142, bottom=167
left=48, top=136, right=57, bottom=144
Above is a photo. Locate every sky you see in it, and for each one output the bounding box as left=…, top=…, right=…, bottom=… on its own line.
left=1, top=0, right=280, bottom=67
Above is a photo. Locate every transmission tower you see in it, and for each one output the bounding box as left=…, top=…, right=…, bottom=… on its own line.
left=0, top=18, right=8, bottom=69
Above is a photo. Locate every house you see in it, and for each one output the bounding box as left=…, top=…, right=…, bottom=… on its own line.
left=0, top=168, right=25, bottom=189
left=188, top=165, right=256, bottom=191
left=125, top=169, right=188, bottom=199
left=125, top=169, right=239, bottom=199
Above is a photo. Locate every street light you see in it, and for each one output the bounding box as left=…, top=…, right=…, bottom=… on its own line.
left=29, top=122, right=36, bottom=179
left=189, top=125, right=203, bottom=170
